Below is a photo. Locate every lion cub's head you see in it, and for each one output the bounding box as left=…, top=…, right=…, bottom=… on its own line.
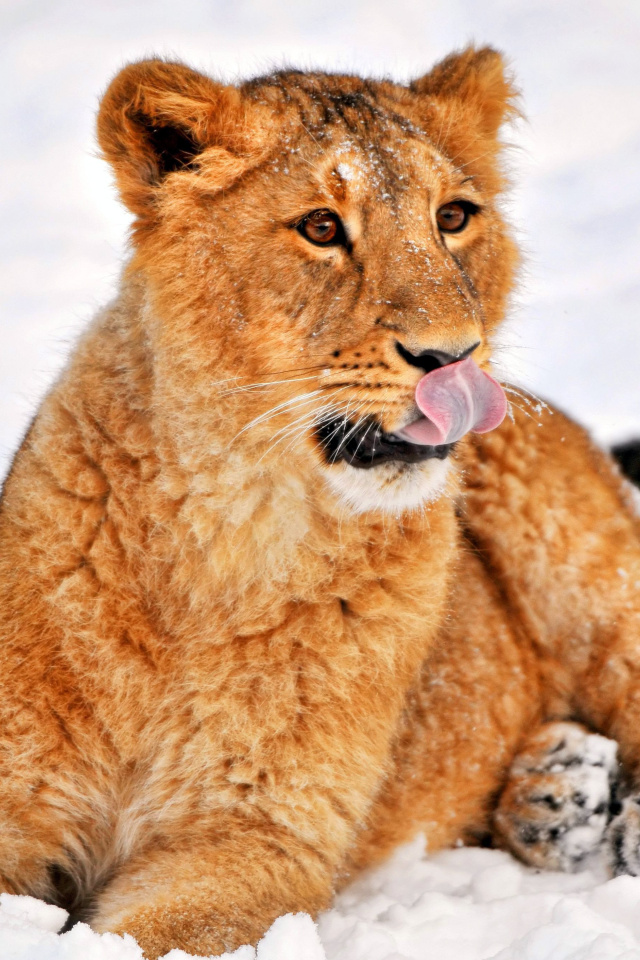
left=98, top=48, right=518, bottom=515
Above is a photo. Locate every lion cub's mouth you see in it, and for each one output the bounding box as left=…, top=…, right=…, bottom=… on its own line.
left=315, top=415, right=453, bottom=470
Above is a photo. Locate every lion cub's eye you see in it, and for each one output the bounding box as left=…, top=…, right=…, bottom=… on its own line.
left=436, top=201, right=478, bottom=234
left=298, top=210, right=345, bottom=247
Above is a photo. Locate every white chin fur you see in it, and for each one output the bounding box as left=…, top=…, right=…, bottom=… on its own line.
left=320, top=457, right=451, bottom=515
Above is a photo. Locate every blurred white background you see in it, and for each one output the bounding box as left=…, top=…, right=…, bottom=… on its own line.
left=1, top=0, right=639, bottom=478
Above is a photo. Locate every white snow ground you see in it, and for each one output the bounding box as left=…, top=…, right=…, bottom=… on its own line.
left=4, top=840, right=640, bottom=960
left=1, top=1, right=640, bottom=958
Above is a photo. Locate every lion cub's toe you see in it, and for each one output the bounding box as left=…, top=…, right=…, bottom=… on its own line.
left=494, top=721, right=618, bottom=872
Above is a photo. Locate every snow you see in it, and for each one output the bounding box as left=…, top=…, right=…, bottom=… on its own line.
left=4, top=842, right=640, bottom=959
left=1, top=0, right=640, bottom=957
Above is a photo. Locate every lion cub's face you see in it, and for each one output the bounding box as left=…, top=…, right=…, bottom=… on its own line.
left=99, top=51, right=518, bottom=514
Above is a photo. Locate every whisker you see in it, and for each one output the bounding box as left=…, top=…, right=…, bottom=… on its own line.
left=436, top=106, right=455, bottom=156
left=227, top=390, right=324, bottom=447
left=319, top=399, right=360, bottom=449
left=503, top=397, right=537, bottom=423
left=209, top=363, right=330, bottom=394
left=219, top=373, right=321, bottom=397
left=259, top=393, right=347, bottom=452
left=258, top=394, right=356, bottom=464
left=328, top=402, right=377, bottom=462
left=279, top=396, right=371, bottom=463
left=351, top=395, right=388, bottom=460
left=350, top=412, right=377, bottom=460
left=458, top=146, right=496, bottom=168
left=502, top=382, right=551, bottom=412
left=261, top=409, right=335, bottom=464
left=256, top=413, right=325, bottom=465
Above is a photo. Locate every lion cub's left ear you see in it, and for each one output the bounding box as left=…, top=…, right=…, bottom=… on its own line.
left=411, top=47, right=519, bottom=186
left=412, top=46, right=518, bottom=137
left=97, top=59, right=263, bottom=219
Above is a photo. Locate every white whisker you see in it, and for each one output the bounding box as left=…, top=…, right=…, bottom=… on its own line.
left=227, top=390, right=324, bottom=447
left=219, top=373, right=321, bottom=398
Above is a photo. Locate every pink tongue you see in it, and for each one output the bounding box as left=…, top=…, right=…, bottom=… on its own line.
left=399, top=357, right=507, bottom=446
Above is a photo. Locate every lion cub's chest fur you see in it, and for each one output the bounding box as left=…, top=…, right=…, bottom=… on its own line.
left=1, top=367, right=460, bottom=863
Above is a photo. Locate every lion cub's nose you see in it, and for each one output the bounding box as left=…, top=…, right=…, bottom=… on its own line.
left=395, top=340, right=481, bottom=373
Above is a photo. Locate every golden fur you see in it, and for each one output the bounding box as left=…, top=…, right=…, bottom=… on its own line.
left=1, top=47, right=640, bottom=957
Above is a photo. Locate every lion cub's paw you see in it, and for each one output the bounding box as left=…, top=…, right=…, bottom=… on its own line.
left=494, top=721, right=618, bottom=872
left=606, top=796, right=640, bottom=876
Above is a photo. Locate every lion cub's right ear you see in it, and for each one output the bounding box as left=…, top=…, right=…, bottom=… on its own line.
left=97, top=59, right=258, bottom=218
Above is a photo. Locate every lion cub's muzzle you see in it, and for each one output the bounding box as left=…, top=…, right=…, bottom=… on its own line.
left=315, top=345, right=507, bottom=470
left=315, top=416, right=453, bottom=470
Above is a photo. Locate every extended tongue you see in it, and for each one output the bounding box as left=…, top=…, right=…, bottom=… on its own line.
left=399, top=357, right=507, bottom=447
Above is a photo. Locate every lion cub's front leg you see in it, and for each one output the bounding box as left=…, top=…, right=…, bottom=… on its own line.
left=91, top=828, right=330, bottom=959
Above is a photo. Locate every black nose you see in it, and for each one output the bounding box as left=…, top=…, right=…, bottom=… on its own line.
left=395, top=341, right=480, bottom=373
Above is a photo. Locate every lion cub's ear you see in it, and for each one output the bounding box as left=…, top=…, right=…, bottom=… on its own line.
left=412, top=47, right=518, bottom=138
left=411, top=47, right=519, bottom=189
left=97, top=59, right=257, bottom=218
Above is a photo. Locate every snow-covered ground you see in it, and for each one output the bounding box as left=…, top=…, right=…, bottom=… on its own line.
left=4, top=840, right=640, bottom=960
left=1, top=0, right=640, bottom=957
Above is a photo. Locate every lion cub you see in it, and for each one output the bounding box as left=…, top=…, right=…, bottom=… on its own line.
left=2, top=47, right=640, bottom=958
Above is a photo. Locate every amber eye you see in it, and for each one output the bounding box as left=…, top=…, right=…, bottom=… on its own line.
left=298, top=209, right=345, bottom=246
left=436, top=201, right=477, bottom=234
